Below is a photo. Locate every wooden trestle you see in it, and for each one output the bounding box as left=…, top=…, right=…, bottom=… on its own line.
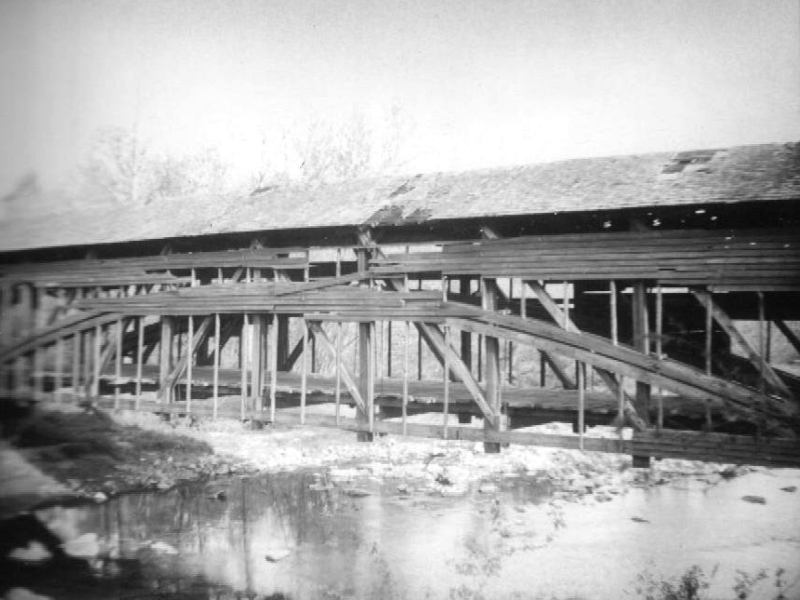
left=1, top=229, right=799, bottom=468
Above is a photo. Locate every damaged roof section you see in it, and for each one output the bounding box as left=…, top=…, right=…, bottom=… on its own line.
left=1, top=142, right=799, bottom=252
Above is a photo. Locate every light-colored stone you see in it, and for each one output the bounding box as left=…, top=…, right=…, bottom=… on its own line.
left=8, top=541, right=52, bottom=563
left=64, top=533, right=100, bottom=558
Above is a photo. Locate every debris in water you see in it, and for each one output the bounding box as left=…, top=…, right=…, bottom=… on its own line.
left=309, top=482, right=333, bottom=492
left=149, top=541, right=179, bottom=555
left=435, top=473, right=452, bottom=486
left=631, top=516, right=650, bottom=523
left=205, top=485, right=228, bottom=500
left=265, top=548, right=291, bottom=562
left=740, top=495, right=766, bottom=505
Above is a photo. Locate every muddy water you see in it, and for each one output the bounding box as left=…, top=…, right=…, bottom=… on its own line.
left=5, top=468, right=800, bottom=599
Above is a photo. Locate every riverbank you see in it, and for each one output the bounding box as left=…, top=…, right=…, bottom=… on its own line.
left=1, top=402, right=753, bottom=519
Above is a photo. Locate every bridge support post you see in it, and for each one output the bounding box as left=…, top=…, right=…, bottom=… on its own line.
left=632, top=282, right=651, bottom=424
left=632, top=281, right=651, bottom=467
left=357, top=321, right=375, bottom=442
left=355, top=246, right=375, bottom=442
left=458, top=278, right=473, bottom=424
left=277, top=315, right=289, bottom=371
left=482, top=278, right=502, bottom=453
left=251, top=315, right=264, bottom=410
left=159, top=316, right=174, bottom=404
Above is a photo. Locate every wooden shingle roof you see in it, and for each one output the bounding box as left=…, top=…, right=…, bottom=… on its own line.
left=1, top=141, right=798, bottom=252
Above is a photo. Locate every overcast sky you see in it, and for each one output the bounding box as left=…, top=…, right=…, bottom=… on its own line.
left=1, top=0, right=798, bottom=195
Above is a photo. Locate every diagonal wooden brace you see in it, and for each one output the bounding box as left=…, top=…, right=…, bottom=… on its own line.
left=158, top=316, right=213, bottom=398
left=692, top=290, right=793, bottom=399
left=368, top=243, right=497, bottom=425
left=775, top=320, right=800, bottom=356
left=417, top=322, right=498, bottom=426
left=84, top=318, right=132, bottom=393
left=307, top=321, right=366, bottom=412
left=525, top=280, right=647, bottom=431
left=492, top=278, right=576, bottom=390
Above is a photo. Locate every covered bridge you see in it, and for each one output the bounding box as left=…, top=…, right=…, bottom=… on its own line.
left=1, top=141, right=799, bottom=467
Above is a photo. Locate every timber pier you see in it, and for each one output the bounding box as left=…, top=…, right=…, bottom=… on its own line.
left=2, top=142, right=800, bottom=468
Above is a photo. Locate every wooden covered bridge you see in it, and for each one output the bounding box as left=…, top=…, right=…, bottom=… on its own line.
left=2, top=142, right=800, bottom=467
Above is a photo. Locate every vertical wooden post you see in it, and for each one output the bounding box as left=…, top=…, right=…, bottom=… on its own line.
left=508, top=278, right=514, bottom=384
left=159, top=316, right=174, bottom=404
left=311, top=332, right=317, bottom=374
left=482, top=278, right=501, bottom=453
left=632, top=282, right=651, bottom=424
left=386, top=321, right=392, bottom=378
left=32, top=287, right=44, bottom=399
left=136, top=316, right=144, bottom=410
left=251, top=315, right=263, bottom=410
left=72, top=331, right=81, bottom=396
left=577, top=362, right=585, bottom=450
left=186, top=315, right=193, bottom=413
left=417, top=277, right=423, bottom=380
left=241, top=313, right=249, bottom=420
left=610, top=281, right=624, bottom=422
left=270, top=314, right=278, bottom=423
left=704, top=290, right=713, bottom=376
left=115, top=318, right=123, bottom=409
left=335, top=321, right=342, bottom=425
left=539, top=351, right=546, bottom=387
left=443, top=325, right=450, bottom=439
left=92, top=323, right=101, bottom=399
left=758, top=292, right=767, bottom=397
left=765, top=320, right=772, bottom=364
left=300, top=318, right=308, bottom=425
left=507, top=340, right=514, bottom=384
left=417, top=324, right=423, bottom=381
left=402, top=320, right=409, bottom=436
left=459, top=277, right=473, bottom=380
left=357, top=321, right=374, bottom=442
left=610, top=281, right=618, bottom=346
left=83, top=326, right=93, bottom=397
left=277, top=315, right=289, bottom=371
left=54, top=335, right=64, bottom=403
left=369, top=321, right=377, bottom=433
left=655, top=285, right=663, bottom=431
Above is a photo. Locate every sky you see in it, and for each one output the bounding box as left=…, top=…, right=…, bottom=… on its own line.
left=0, top=0, right=799, bottom=196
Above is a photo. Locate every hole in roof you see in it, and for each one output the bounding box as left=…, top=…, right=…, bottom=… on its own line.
left=661, top=149, right=721, bottom=174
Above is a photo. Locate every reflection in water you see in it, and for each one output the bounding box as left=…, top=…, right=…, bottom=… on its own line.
left=3, top=469, right=799, bottom=599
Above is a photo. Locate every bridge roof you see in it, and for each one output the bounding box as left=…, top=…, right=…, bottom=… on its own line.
left=1, top=141, right=798, bottom=253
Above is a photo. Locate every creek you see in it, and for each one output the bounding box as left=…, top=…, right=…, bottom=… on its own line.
left=2, top=467, right=799, bottom=600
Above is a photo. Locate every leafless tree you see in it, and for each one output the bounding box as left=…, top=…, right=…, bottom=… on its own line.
left=251, top=105, right=411, bottom=193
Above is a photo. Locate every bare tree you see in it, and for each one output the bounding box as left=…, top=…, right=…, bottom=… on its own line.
left=78, top=127, right=231, bottom=205
left=251, top=105, right=411, bottom=193
left=79, top=127, right=153, bottom=204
